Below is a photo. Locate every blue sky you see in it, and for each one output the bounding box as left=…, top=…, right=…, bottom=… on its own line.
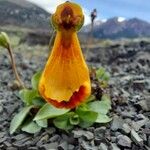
left=28, top=0, right=150, bottom=24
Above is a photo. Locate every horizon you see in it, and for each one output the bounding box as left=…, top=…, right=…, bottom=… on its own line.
left=27, top=0, right=150, bottom=25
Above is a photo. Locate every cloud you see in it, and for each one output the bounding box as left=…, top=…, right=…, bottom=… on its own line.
left=27, top=0, right=91, bottom=25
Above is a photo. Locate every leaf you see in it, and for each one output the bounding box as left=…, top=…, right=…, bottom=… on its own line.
left=31, top=72, right=42, bottom=90
left=101, top=72, right=110, bottom=81
left=53, top=113, right=73, bottom=131
left=96, top=113, right=112, bottom=123
left=101, top=95, right=111, bottom=109
left=96, top=67, right=105, bottom=79
left=10, top=106, right=33, bottom=134
left=76, top=105, right=98, bottom=128
left=86, top=95, right=96, bottom=102
left=19, top=89, right=39, bottom=105
left=76, top=107, right=98, bottom=122
left=34, top=103, right=70, bottom=121
left=78, top=120, right=94, bottom=128
left=0, top=32, right=10, bottom=48
left=69, top=113, right=79, bottom=125
left=88, top=101, right=110, bottom=115
left=96, top=67, right=110, bottom=81
left=32, top=97, right=45, bottom=107
left=36, top=119, right=48, bottom=128
left=22, top=121, right=41, bottom=134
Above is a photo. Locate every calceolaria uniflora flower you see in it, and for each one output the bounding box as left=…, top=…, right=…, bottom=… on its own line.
left=39, top=1, right=91, bottom=109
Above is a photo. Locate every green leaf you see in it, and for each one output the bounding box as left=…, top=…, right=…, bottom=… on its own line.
left=101, top=94, right=111, bottom=102
left=96, top=113, right=112, bottom=123
left=31, top=72, right=42, bottom=90
left=22, top=121, right=41, bottom=134
left=96, top=67, right=105, bottom=79
left=53, top=113, right=73, bottom=131
left=86, top=95, right=96, bottom=102
left=101, top=72, right=110, bottom=81
left=34, top=103, right=70, bottom=121
left=88, top=95, right=111, bottom=115
left=10, top=106, right=33, bottom=134
left=0, top=32, right=10, bottom=48
left=36, top=119, right=48, bottom=128
left=19, top=89, right=39, bottom=105
left=32, top=97, right=45, bottom=107
left=76, top=106, right=98, bottom=122
left=76, top=106, right=98, bottom=128
left=78, top=120, right=94, bottom=128
left=88, top=101, right=110, bottom=115
left=69, top=113, right=80, bottom=125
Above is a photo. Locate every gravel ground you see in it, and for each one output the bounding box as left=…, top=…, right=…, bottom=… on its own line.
left=0, top=41, right=150, bottom=150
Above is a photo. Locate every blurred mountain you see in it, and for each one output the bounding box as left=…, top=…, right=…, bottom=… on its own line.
left=82, top=17, right=150, bottom=39
left=0, top=0, right=51, bottom=30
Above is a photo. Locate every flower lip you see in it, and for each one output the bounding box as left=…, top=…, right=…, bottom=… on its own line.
left=51, top=2, right=84, bottom=31
left=60, top=6, right=74, bottom=29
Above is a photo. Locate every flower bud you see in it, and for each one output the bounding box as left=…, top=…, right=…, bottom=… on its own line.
left=0, top=32, right=10, bottom=49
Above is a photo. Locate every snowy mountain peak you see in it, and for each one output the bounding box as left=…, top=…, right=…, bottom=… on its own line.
left=117, top=17, right=126, bottom=22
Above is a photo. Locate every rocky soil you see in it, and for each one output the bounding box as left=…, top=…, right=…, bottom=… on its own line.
left=0, top=40, right=150, bottom=150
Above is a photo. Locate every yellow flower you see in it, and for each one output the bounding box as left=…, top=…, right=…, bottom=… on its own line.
left=39, top=1, right=91, bottom=109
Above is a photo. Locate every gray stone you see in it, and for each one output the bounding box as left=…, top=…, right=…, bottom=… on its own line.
left=131, top=129, right=143, bottom=146
left=13, top=134, right=27, bottom=140
left=99, top=143, right=108, bottom=150
left=28, top=147, right=38, bottom=150
left=61, top=134, right=75, bottom=144
left=6, top=147, right=17, bottom=150
left=41, top=142, right=58, bottom=150
left=111, top=143, right=121, bottom=150
left=94, top=127, right=106, bottom=139
left=148, top=136, right=150, bottom=147
left=120, top=110, right=136, bottom=119
left=145, top=96, right=150, bottom=111
left=145, top=121, right=150, bottom=128
left=84, top=131, right=94, bottom=140
left=145, top=145, right=150, bottom=150
left=121, top=123, right=131, bottom=134
left=3, top=141, right=12, bottom=147
left=12, top=137, right=31, bottom=147
left=45, top=127, right=56, bottom=135
left=111, top=116, right=124, bottom=131
left=81, top=141, right=96, bottom=150
left=117, top=135, right=132, bottom=147
left=131, top=115, right=148, bottom=131
left=37, top=134, right=49, bottom=146
left=132, top=80, right=146, bottom=90
left=0, top=105, right=3, bottom=113
left=49, top=135, right=60, bottom=142
left=0, top=136, right=7, bottom=144
left=58, top=141, right=68, bottom=150
left=73, top=130, right=94, bottom=140
left=0, top=132, right=5, bottom=138
left=111, top=136, right=117, bottom=143
left=68, top=144, right=74, bottom=150
left=137, top=100, right=149, bottom=111
left=73, top=130, right=84, bottom=138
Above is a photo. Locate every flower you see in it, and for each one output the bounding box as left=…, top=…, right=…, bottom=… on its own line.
left=39, top=1, right=91, bottom=109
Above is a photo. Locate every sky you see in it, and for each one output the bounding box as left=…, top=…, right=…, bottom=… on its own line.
left=27, top=0, right=150, bottom=25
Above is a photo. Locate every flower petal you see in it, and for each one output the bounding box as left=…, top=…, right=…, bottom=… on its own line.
left=39, top=31, right=91, bottom=108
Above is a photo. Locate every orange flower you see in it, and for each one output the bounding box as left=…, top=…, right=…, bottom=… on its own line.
left=39, top=2, right=91, bottom=109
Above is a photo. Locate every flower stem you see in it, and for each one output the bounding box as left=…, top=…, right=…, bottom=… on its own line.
left=7, top=44, right=25, bottom=89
